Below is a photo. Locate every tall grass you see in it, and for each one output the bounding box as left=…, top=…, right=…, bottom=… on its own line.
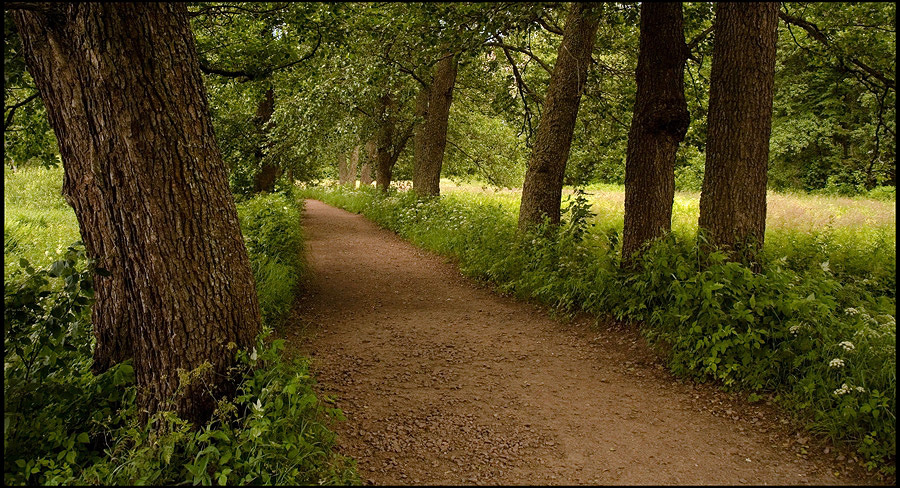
left=302, top=182, right=896, bottom=474
left=4, top=166, right=79, bottom=281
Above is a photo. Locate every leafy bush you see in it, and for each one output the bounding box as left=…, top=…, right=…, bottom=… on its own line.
left=302, top=184, right=896, bottom=473
left=236, top=189, right=306, bottom=328
left=868, top=185, right=896, bottom=201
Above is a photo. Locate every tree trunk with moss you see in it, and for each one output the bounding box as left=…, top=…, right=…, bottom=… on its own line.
left=12, top=2, right=261, bottom=425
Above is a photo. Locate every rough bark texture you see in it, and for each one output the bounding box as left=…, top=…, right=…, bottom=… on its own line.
left=413, top=54, right=458, bottom=198
left=621, top=3, right=690, bottom=266
left=517, top=3, right=600, bottom=230
left=253, top=88, right=279, bottom=193
left=698, top=2, right=778, bottom=259
left=360, top=139, right=376, bottom=186
left=13, top=3, right=261, bottom=424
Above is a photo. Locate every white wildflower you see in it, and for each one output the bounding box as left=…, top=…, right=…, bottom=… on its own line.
left=838, top=341, right=855, bottom=352
left=855, top=386, right=866, bottom=393
left=844, top=307, right=859, bottom=316
left=789, top=324, right=801, bottom=335
left=829, top=358, right=845, bottom=368
left=833, top=383, right=850, bottom=396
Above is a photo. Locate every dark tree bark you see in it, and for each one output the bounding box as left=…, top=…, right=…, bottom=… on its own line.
left=360, top=139, right=375, bottom=186
left=517, top=3, right=600, bottom=231
left=621, top=3, right=690, bottom=267
left=252, top=88, right=280, bottom=193
left=12, top=3, right=261, bottom=424
left=698, top=2, right=778, bottom=260
left=413, top=53, right=459, bottom=197
left=374, top=92, right=412, bottom=193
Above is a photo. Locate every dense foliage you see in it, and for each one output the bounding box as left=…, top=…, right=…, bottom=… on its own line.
left=6, top=3, right=893, bottom=196
left=3, top=169, right=358, bottom=485
left=302, top=183, right=895, bottom=473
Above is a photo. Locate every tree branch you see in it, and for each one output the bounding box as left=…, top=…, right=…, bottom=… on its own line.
left=484, top=41, right=553, bottom=74
left=778, top=10, right=895, bottom=89
left=535, top=13, right=564, bottom=35
left=188, top=3, right=290, bottom=19
left=685, top=25, right=713, bottom=63
left=4, top=92, right=39, bottom=131
left=199, top=27, right=322, bottom=82
left=446, top=138, right=504, bottom=188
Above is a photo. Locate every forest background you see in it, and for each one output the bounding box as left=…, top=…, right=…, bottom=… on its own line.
left=3, top=1, right=896, bottom=485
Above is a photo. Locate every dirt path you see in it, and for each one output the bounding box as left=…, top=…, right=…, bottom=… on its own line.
left=287, top=199, right=883, bottom=485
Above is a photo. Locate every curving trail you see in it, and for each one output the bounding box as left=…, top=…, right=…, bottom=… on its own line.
left=287, top=199, right=881, bottom=486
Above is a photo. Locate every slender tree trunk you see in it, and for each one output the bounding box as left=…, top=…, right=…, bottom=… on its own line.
left=360, top=139, right=376, bottom=186
left=413, top=53, right=458, bottom=197
left=698, top=2, right=778, bottom=260
left=518, top=3, right=600, bottom=230
left=12, top=3, right=261, bottom=424
left=337, top=151, right=350, bottom=185
left=253, top=88, right=279, bottom=193
left=375, top=93, right=397, bottom=192
left=349, top=145, right=360, bottom=188
left=621, top=3, right=690, bottom=267
left=412, top=84, right=431, bottom=189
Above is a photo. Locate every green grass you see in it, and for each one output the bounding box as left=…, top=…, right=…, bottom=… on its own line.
left=302, top=181, right=896, bottom=474
left=4, top=166, right=80, bottom=282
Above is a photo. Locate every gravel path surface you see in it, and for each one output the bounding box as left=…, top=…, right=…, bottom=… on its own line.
left=287, top=199, right=885, bottom=485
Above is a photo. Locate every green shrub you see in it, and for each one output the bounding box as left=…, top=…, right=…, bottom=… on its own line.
left=868, top=185, right=896, bottom=201
left=236, top=189, right=306, bottom=328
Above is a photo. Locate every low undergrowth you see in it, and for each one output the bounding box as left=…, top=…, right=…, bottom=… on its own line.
left=301, top=183, right=896, bottom=475
left=4, top=168, right=358, bottom=485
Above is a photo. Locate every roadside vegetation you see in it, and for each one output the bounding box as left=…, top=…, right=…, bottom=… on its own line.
left=302, top=181, right=895, bottom=473
left=4, top=167, right=359, bottom=486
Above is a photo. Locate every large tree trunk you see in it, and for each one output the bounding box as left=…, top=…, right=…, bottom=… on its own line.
left=698, top=2, right=778, bottom=260
left=360, top=139, right=376, bottom=186
left=517, top=3, right=600, bottom=231
left=252, top=88, right=280, bottom=193
left=413, top=54, right=458, bottom=198
left=12, top=3, right=261, bottom=425
left=621, top=3, right=690, bottom=266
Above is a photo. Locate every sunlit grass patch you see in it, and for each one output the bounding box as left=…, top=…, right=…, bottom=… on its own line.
left=4, top=166, right=80, bottom=281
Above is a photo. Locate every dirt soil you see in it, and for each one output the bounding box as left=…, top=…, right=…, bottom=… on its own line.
left=286, top=199, right=889, bottom=485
